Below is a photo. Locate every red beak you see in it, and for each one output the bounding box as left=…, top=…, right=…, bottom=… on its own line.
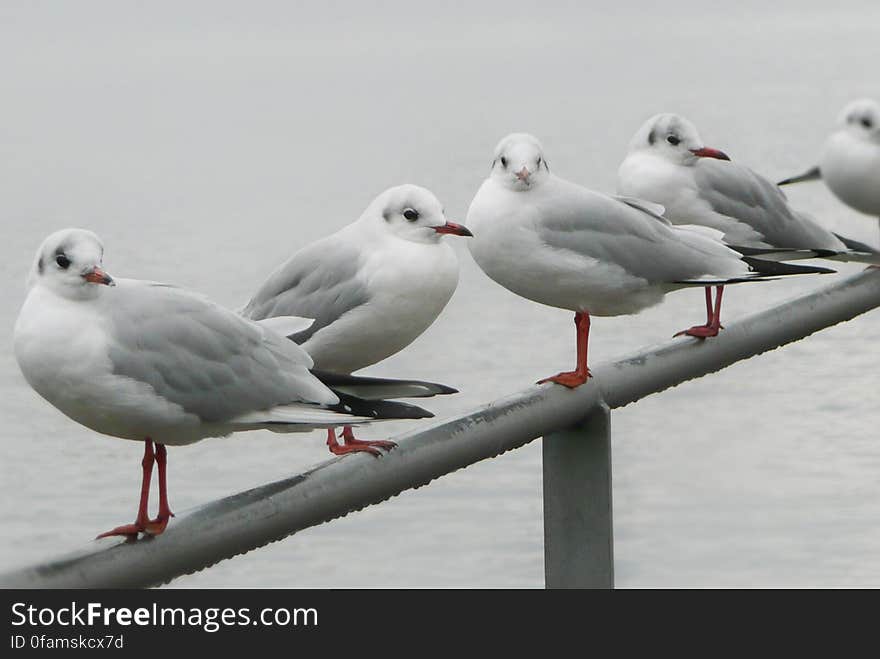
left=83, top=266, right=115, bottom=286
left=690, top=147, right=731, bottom=161
left=434, top=221, right=473, bottom=237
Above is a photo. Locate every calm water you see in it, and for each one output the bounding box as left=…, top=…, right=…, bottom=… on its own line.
left=1, top=2, right=879, bottom=587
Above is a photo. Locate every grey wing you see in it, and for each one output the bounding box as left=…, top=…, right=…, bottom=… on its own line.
left=105, top=280, right=337, bottom=422
left=613, top=196, right=669, bottom=221
left=537, top=180, right=740, bottom=283
left=694, top=161, right=845, bottom=250
left=241, top=237, right=370, bottom=345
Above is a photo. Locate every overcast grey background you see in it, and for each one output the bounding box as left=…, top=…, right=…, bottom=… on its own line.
left=1, top=1, right=878, bottom=587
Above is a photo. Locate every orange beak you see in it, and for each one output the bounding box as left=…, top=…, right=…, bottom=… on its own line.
left=83, top=266, right=115, bottom=286
left=434, top=221, right=473, bottom=237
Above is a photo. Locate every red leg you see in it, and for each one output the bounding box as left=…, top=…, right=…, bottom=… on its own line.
left=704, top=286, right=713, bottom=325
left=675, top=285, right=724, bottom=338
left=538, top=311, right=592, bottom=388
left=96, top=439, right=155, bottom=539
left=340, top=425, right=397, bottom=451
left=326, top=428, right=383, bottom=458
left=712, top=285, right=724, bottom=330
left=144, top=443, right=173, bottom=536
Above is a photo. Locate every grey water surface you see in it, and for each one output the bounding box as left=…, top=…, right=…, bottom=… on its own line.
left=1, top=1, right=878, bottom=587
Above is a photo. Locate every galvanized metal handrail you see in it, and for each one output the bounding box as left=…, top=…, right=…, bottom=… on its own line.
left=3, top=268, right=879, bottom=588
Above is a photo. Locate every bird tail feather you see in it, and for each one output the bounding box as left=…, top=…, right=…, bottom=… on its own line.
left=310, top=369, right=458, bottom=400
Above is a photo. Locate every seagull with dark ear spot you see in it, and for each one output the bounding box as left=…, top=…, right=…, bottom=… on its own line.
left=617, top=112, right=878, bottom=337
left=241, top=184, right=471, bottom=456
left=14, top=228, right=437, bottom=540
left=466, top=133, right=834, bottom=388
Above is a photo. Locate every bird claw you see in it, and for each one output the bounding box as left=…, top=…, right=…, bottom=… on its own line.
left=537, top=370, right=591, bottom=388
left=96, top=512, right=173, bottom=540
left=95, top=524, right=142, bottom=540
left=329, top=443, right=385, bottom=458
left=346, top=438, right=397, bottom=451
left=674, top=324, right=722, bottom=338
left=143, top=515, right=172, bottom=536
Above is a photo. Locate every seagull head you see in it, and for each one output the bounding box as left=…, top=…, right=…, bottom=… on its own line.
left=29, top=228, right=115, bottom=298
left=491, top=133, right=550, bottom=191
left=837, top=99, right=880, bottom=143
left=369, top=184, right=472, bottom=244
left=629, top=113, right=730, bottom=165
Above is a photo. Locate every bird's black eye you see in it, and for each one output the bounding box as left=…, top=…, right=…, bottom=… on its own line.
left=666, top=135, right=680, bottom=146
left=861, top=117, right=874, bottom=129
left=403, top=208, right=419, bottom=221
left=55, top=254, right=71, bottom=269
left=500, top=156, right=508, bottom=168
left=536, top=157, right=543, bottom=167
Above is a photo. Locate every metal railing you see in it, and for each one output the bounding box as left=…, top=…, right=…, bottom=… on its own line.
left=3, top=268, right=879, bottom=589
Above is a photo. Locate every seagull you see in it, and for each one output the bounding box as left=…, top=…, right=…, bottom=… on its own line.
left=778, top=99, right=880, bottom=238
left=466, top=133, right=834, bottom=388
left=241, top=184, right=471, bottom=455
left=14, top=229, right=436, bottom=539
left=617, top=113, right=877, bottom=336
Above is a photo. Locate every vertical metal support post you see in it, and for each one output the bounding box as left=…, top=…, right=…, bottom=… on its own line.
left=543, top=402, right=613, bottom=589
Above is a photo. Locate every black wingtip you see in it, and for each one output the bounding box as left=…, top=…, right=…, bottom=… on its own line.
left=728, top=245, right=840, bottom=260
left=832, top=232, right=880, bottom=255
left=813, top=249, right=842, bottom=259
left=310, top=369, right=459, bottom=398
left=727, top=245, right=771, bottom=257
left=777, top=165, right=822, bottom=187
left=329, top=391, right=434, bottom=420
left=742, top=256, right=836, bottom=276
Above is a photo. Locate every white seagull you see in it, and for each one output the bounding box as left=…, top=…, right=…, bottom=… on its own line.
left=617, top=113, right=876, bottom=336
left=241, top=184, right=471, bottom=455
left=14, top=229, right=435, bottom=539
left=778, top=99, right=880, bottom=237
left=466, top=133, right=833, bottom=387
